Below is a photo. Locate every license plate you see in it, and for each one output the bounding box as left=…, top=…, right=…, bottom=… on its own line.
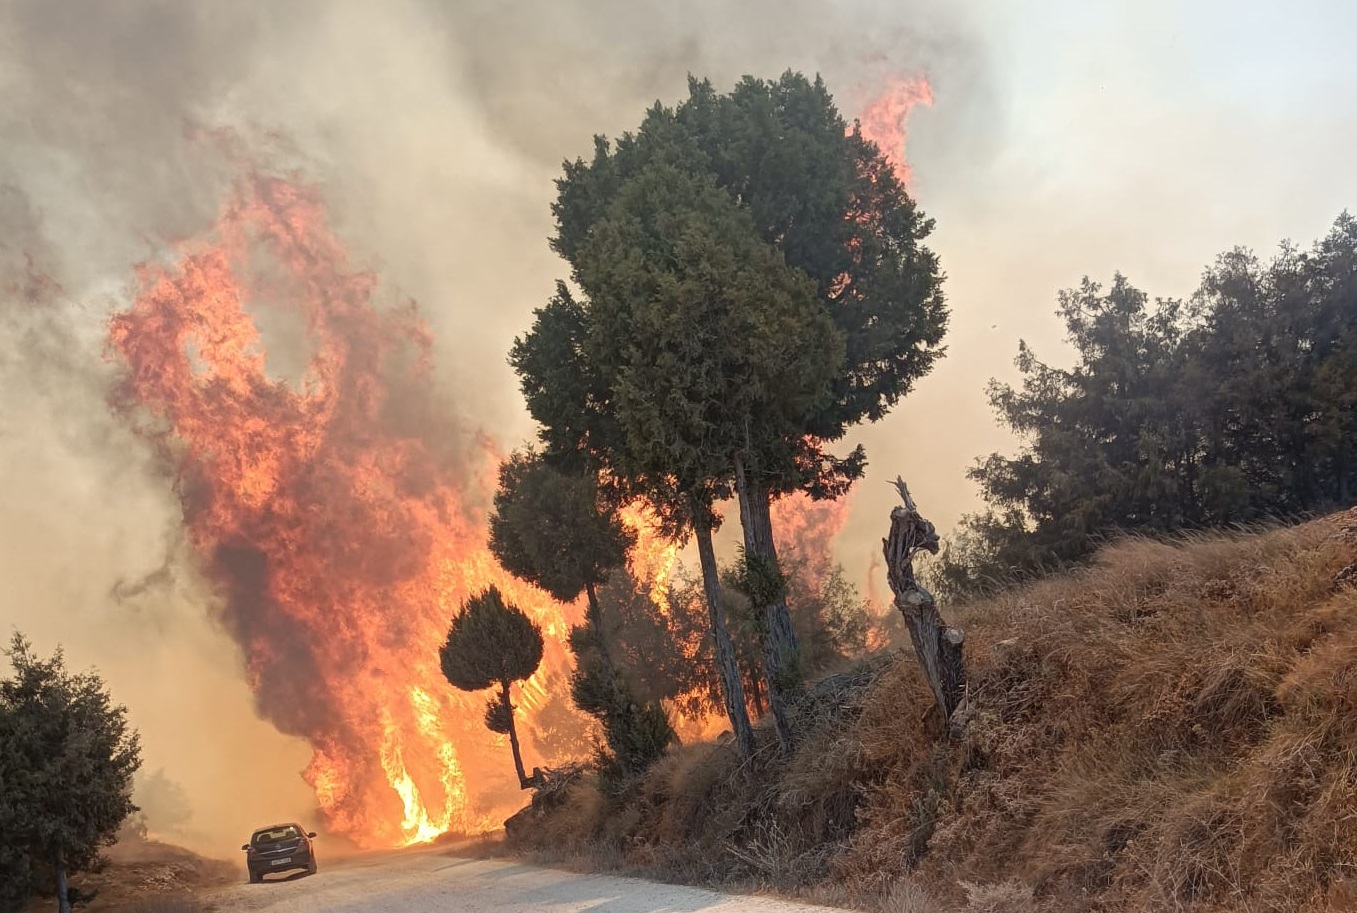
left=271, top=858, right=292, bottom=866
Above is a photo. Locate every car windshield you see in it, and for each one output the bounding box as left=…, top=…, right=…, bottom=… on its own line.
left=253, top=826, right=301, bottom=844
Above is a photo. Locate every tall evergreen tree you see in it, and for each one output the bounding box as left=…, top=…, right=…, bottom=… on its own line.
left=520, top=160, right=841, bottom=755
left=546, top=72, right=946, bottom=745
left=942, top=214, right=1357, bottom=594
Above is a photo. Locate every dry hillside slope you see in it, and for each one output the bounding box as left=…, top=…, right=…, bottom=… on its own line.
left=508, top=509, right=1357, bottom=913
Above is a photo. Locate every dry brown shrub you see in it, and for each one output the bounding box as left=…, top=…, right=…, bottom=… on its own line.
left=526, top=773, right=607, bottom=849
left=883, top=878, right=947, bottom=913
left=958, top=879, right=1039, bottom=913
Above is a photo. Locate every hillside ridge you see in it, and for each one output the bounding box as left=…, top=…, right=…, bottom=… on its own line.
left=509, top=510, right=1357, bottom=913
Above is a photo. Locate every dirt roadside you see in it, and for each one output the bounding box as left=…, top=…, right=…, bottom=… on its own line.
left=204, top=848, right=849, bottom=913
left=19, top=840, right=238, bottom=912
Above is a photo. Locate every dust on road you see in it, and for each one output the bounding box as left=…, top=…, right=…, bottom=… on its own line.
left=209, top=848, right=847, bottom=913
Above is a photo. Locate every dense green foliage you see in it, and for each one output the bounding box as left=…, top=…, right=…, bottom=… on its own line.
left=939, top=214, right=1357, bottom=594
left=440, top=587, right=544, bottom=693
left=488, top=449, right=634, bottom=605
left=576, top=159, right=844, bottom=507
left=0, top=633, right=141, bottom=913
left=551, top=73, right=948, bottom=495
left=440, top=587, right=545, bottom=786
left=567, top=634, right=676, bottom=794
left=512, top=70, right=946, bottom=752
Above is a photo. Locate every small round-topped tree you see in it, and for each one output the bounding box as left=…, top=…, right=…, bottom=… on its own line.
left=439, top=586, right=544, bottom=789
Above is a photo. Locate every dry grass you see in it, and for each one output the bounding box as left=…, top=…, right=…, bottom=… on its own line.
left=510, top=509, right=1357, bottom=913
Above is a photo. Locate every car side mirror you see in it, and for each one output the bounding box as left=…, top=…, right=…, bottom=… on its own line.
left=307, top=832, right=317, bottom=839
left=241, top=845, right=250, bottom=851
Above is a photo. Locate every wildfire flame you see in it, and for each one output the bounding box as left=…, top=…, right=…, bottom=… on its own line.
left=855, top=74, right=934, bottom=188
left=107, top=169, right=588, bottom=848
left=771, top=491, right=852, bottom=596
left=618, top=502, right=680, bottom=610
left=100, top=89, right=906, bottom=842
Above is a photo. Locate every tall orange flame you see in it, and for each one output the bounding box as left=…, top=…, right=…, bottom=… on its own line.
left=771, top=491, right=852, bottom=596
left=855, top=75, right=934, bottom=188
left=107, top=170, right=581, bottom=848
left=618, top=503, right=679, bottom=611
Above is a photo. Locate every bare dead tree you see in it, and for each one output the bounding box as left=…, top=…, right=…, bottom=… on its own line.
left=882, top=477, right=967, bottom=738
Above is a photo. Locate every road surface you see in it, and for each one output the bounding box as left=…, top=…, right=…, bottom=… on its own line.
left=209, top=847, right=847, bottom=913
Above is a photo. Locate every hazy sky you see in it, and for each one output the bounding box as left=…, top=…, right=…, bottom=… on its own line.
left=1, top=0, right=1354, bottom=848
left=825, top=0, right=1357, bottom=565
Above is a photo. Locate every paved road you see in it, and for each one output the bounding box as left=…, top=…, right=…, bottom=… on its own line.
left=209, top=848, right=847, bottom=913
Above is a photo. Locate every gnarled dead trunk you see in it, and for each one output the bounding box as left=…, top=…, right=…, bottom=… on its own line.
left=882, top=477, right=967, bottom=738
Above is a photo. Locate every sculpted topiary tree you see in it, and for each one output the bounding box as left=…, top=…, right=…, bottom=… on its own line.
left=439, top=587, right=544, bottom=789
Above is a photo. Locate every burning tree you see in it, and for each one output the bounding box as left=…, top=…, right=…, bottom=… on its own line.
left=544, top=72, right=947, bottom=749
left=439, top=588, right=545, bottom=790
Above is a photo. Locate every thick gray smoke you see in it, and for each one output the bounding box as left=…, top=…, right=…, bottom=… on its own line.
left=0, top=0, right=992, bottom=854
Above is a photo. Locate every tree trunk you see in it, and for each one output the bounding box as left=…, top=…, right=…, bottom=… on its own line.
left=1339, top=435, right=1351, bottom=504
left=583, top=579, right=619, bottom=691
left=882, top=477, right=968, bottom=738
left=55, top=845, right=70, bottom=913
left=747, top=666, right=766, bottom=717
left=733, top=457, right=798, bottom=749
left=693, top=504, right=756, bottom=758
left=584, top=578, right=635, bottom=775
left=500, top=680, right=535, bottom=789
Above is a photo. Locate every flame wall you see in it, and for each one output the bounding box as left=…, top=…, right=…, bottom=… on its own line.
left=108, top=171, right=583, bottom=847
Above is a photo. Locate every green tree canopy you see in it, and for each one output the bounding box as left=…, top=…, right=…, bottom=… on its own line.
left=552, top=71, right=947, bottom=495
left=553, top=72, right=948, bottom=406
left=576, top=161, right=843, bottom=501
left=439, top=587, right=544, bottom=788
left=440, top=586, right=544, bottom=692
left=940, top=213, right=1357, bottom=595
left=489, top=448, right=635, bottom=606
left=0, top=633, right=142, bottom=913
left=488, top=448, right=674, bottom=782
left=522, top=71, right=946, bottom=750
